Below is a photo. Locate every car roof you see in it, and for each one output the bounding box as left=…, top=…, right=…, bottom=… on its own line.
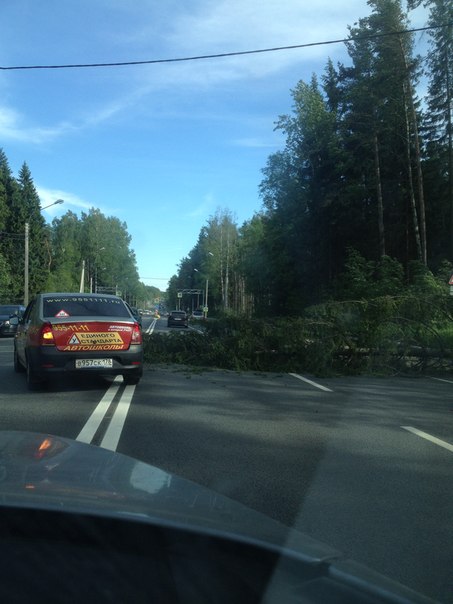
left=39, top=293, right=122, bottom=300
left=0, top=304, right=23, bottom=308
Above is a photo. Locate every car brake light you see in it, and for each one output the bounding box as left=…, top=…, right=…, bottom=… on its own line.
left=131, top=322, right=142, bottom=344
left=40, top=323, right=55, bottom=346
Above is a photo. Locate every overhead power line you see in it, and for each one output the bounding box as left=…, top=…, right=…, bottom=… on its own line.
left=0, top=23, right=450, bottom=72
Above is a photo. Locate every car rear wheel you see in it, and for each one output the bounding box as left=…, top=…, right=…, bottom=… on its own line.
left=14, top=347, right=25, bottom=373
left=123, top=374, right=141, bottom=385
left=26, top=357, right=45, bottom=390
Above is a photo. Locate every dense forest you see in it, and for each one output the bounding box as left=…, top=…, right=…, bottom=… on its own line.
left=169, top=0, right=452, bottom=316
left=1, top=0, right=451, bottom=318
left=0, top=150, right=160, bottom=307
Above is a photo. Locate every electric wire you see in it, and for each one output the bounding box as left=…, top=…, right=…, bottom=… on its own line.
left=0, top=23, right=450, bottom=72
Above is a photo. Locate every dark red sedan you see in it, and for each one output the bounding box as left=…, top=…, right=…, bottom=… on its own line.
left=13, top=293, right=143, bottom=389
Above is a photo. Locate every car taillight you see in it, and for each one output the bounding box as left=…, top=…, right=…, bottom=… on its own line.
left=131, top=322, right=142, bottom=344
left=39, top=322, right=55, bottom=346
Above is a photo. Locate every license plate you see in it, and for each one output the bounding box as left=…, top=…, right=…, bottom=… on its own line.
left=75, top=359, right=113, bottom=369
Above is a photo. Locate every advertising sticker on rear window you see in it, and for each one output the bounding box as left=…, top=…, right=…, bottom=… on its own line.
left=108, top=325, right=132, bottom=332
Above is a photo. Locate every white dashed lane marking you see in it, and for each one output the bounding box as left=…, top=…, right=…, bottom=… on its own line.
left=289, top=373, right=333, bottom=392
left=402, top=426, right=453, bottom=453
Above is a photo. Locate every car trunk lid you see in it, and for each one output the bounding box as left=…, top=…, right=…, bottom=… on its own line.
left=49, top=320, right=134, bottom=352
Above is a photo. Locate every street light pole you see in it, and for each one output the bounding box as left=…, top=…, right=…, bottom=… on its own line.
left=204, top=278, right=209, bottom=319
left=24, top=199, right=65, bottom=305
left=24, top=222, right=29, bottom=306
left=79, top=260, right=85, bottom=293
left=205, top=251, right=213, bottom=318
left=40, top=198, right=64, bottom=211
left=94, top=247, right=105, bottom=293
left=194, top=252, right=213, bottom=319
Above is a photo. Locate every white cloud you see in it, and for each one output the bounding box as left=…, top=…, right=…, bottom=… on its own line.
left=132, top=0, right=371, bottom=88
left=42, top=0, right=367, bottom=110
left=0, top=105, right=75, bottom=144
left=0, top=1, right=429, bottom=143
left=37, top=187, right=94, bottom=214
left=170, top=1, right=350, bottom=53
left=0, top=93, right=137, bottom=144
left=117, top=0, right=428, bottom=96
left=231, top=137, right=279, bottom=149
left=186, top=193, right=216, bottom=219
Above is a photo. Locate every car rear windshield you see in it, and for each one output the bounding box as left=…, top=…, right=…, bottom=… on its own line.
left=171, top=311, right=186, bottom=316
left=43, top=296, right=131, bottom=319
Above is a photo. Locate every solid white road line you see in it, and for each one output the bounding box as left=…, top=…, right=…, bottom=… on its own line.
left=401, top=426, right=453, bottom=453
left=145, top=318, right=157, bottom=335
left=100, top=384, right=136, bottom=452
left=289, top=372, right=333, bottom=392
left=76, top=376, right=122, bottom=444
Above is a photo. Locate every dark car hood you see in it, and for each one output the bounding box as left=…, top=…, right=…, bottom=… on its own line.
left=0, top=431, right=436, bottom=603
left=0, top=430, right=334, bottom=561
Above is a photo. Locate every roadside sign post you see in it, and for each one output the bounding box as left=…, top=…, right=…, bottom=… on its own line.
left=204, top=279, right=209, bottom=319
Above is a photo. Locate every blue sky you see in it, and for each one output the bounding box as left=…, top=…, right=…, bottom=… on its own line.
left=0, top=1, right=429, bottom=290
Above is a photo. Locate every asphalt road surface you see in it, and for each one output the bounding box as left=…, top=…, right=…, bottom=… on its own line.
left=0, top=320, right=452, bottom=603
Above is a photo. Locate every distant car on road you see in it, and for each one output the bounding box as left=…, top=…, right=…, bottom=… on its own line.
left=0, top=304, right=25, bottom=337
left=13, top=293, right=143, bottom=389
left=190, top=309, right=204, bottom=320
left=167, top=310, right=188, bottom=328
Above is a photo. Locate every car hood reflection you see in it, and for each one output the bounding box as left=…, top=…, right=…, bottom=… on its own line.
left=0, top=431, right=438, bottom=603
left=0, top=430, right=338, bottom=563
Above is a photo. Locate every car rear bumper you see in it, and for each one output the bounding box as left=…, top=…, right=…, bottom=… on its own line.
left=0, top=326, right=17, bottom=337
left=27, top=346, right=144, bottom=378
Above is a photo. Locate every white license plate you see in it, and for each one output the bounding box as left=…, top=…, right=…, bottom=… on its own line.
left=75, top=359, right=113, bottom=369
